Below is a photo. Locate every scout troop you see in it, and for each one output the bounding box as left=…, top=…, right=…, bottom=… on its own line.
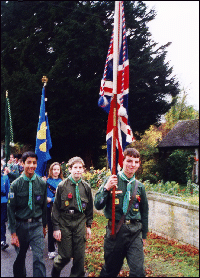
left=6, top=148, right=148, bottom=277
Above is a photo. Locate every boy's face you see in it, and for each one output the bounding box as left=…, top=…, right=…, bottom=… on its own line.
left=23, top=157, right=37, bottom=178
left=123, top=155, right=140, bottom=178
left=69, top=162, right=84, bottom=181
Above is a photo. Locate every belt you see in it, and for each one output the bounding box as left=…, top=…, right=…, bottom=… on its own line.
left=16, top=217, right=41, bottom=223
left=108, top=219, right=140, bottom=225
left=65, top=209, right=80, bottom=214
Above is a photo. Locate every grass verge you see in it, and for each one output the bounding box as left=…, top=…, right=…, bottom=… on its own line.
left=85, top=213, right=199, bottom=277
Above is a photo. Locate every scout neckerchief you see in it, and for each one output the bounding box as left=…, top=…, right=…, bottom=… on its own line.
left=22, top=172, right=36, bottom=210
left=68, top=174, right=83, bottom=213
left=118, top=171, right=135, bottom=214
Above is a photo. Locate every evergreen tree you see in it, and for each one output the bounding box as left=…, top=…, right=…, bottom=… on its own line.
left=1, top=1, right=180, bottom=167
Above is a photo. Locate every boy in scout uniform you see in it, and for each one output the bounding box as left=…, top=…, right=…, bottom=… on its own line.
left=94, top=148, right=148, bottom=277
left=7, top=151, right=47, bottom=277
left=51, top=156, right=93, bottom=277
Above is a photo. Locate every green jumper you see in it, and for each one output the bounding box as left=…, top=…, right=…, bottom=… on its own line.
left=51, top=178, right=93, bottom=277
left=94, top=174, right=149, bottom=277
left=7, top=174, right=47, bottom=277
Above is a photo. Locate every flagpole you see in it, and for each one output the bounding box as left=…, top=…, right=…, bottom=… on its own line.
left=111, top=1, right=120, bottom=237
left=42, top=75, right=48, bottom=93
left=41, top=76, right=48, bottom=176
left=5, top=91, right=10, bottom=166
left=42, top=75, right=48, bottom=114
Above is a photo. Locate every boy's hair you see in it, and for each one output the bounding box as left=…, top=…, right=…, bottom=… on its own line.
left=48, top=162, right=64, bottom=180
left=123, top=148, right=140, bottom=159
left=22, top=151, right=38, bottom=163
left=67, top=156, right=85, bottom=168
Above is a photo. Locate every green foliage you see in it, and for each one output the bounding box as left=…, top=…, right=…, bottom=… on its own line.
left=185, top=155, right=196, bottom=182
left=143, top=180, right=199, bottom=206
left=167, top=149, right=194, bottom=184
left=144, top=180, right=179, bottom=195
left=1, top=1, right=180, bottom=167
left=60, top=162, right=70, bottom=179
left=82, top=167, right=111, bottom=189
left=142, top=173, right=158, bottom=184
left=165, top=90, right=199, bottom=130
left=131, top=124, right=164, bottom=182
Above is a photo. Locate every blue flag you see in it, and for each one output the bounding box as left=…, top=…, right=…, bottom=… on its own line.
left=35, top=87, right=52, bottom=177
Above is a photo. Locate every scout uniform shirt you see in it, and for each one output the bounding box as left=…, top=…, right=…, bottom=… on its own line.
left=7, top=174, right=47, bottom=234
left=52, top=177, right=93, bottom=230
left=94, top=174, right=149, bottom=239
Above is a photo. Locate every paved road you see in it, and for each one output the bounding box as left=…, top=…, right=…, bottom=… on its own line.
left=1, top=223, right=72, bottom=277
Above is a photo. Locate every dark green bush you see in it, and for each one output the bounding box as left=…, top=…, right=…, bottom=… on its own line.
left=167, top=149, right=194, bottom=184
left=142, top=173, right=158, bottom=184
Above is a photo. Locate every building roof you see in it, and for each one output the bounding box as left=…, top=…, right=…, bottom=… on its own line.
left=158, top=119, right=199, bottom=148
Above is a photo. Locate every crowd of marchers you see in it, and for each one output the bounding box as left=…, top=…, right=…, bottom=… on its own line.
left=1, top=148, right=148, bottom=277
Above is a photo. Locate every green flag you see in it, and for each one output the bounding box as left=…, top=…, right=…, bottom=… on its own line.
left=5, top=91, right=14, bottom=165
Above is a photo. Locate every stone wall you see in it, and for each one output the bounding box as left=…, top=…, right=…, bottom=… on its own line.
left=147, top=191, right=199, bottom=248
left=92, top=189, right=199, bottom=248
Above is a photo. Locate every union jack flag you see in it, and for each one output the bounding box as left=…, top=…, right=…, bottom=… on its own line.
left=98, top=1, right=135, bottom=173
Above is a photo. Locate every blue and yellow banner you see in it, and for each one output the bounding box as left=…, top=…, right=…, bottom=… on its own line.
left=35, top=87, right=52, bottom=176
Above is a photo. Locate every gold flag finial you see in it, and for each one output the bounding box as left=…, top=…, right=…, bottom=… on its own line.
left=6, top=90, right=8, bottom=98
left=41, top=76, right=48, bottom=85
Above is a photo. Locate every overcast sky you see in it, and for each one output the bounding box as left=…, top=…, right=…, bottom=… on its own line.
left=143, top=1, right=199, bottom=110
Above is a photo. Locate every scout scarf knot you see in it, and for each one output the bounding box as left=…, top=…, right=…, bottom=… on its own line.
left=22, top=172, right=36, bottom=210
left=118, top=171, right=135, bottom=214
left=68, top=174, right=83, bottom=213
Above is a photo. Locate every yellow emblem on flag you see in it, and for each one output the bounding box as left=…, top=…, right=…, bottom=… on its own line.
left=39, top=142, right=46, bottom=152
left=37, top=122, right=47, bottom=139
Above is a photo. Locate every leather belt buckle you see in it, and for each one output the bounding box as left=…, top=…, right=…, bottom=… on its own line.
left=125, top=220, right=131, bottom=224
left=27, top=218, right=32, bottom=223
left=69, top=210, right=74, bottom=214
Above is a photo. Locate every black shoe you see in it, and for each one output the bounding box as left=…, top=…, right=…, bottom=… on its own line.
left=1, top=241, right=9, bottom=250
left=51, top=266, right=61, bottom=277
